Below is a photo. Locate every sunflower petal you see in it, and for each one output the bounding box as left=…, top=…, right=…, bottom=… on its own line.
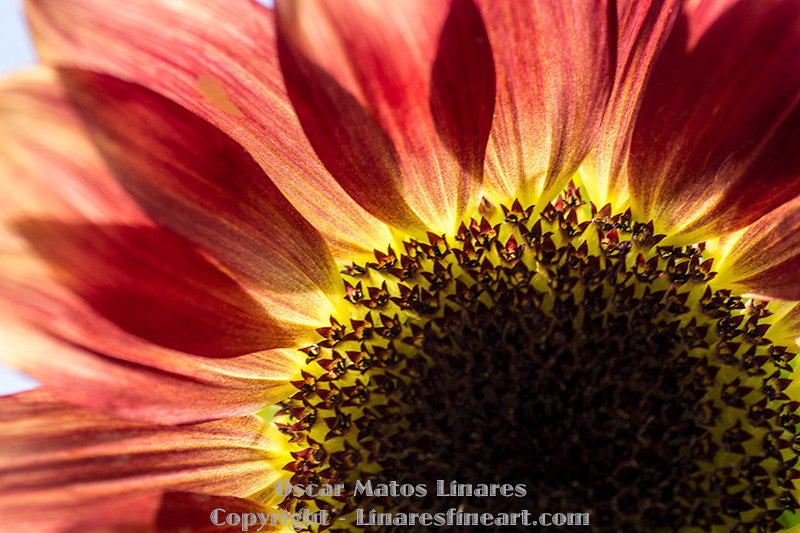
left=11, top=219, right=310, bottom=358
left=45, top=493, right=161, bottom=533
left=276, top=0, right=495, bottom=234
left=58, top=68, right=341, bottom=333
left=0, top=69, right=304, bottom=423
left=0, top=308, right=297, bottom=424
left=58, top=492, right=283, bottom=533
left=0, top=389, right=280, bottom=533
left=584, top=0, right=681, bottom=207
left=1, top=68, right=340, bottom=352
left=628, top=0, right=800, bottom=239
left=155, top=492, right=284, bottom=533
left=25, top=0, right=393, bottom=260
left=714, top=196, right=800, bottom=300
left=476, top=0, right=614, bottom=206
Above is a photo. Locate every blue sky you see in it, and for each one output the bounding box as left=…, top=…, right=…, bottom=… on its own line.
left=0, top=1, right=35, bottom=76
left=0, top=1, right=38, bottom=395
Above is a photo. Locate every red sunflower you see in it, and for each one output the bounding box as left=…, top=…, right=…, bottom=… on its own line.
left=2, top=0, right=800, bottom=531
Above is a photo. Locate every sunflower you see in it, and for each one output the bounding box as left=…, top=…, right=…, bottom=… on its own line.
left=2, top=0, right=800, bottom=531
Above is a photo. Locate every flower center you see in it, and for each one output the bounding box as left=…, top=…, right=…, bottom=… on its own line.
left=272, top=183, right=799, bottom=532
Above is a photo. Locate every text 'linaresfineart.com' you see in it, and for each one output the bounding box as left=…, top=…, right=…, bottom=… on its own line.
left=209, top=480, right=592, bottom=531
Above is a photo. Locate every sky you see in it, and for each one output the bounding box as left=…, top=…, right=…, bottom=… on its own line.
left=0, top=1, right=35, bottom=76
left=0, top=1, right=39, bottom=395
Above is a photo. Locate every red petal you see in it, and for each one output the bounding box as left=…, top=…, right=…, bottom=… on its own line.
left=476, top=0, right=614, bottom=205
left=54, top=492, right=285, bottom=533
left=0, top=70, right=301, bottom=423
left=26, top=0, right=393, bottom=260
left=0, top=69, right=333, bottom=354
left=0, top=68, right=148, bottom=226
left=15, top=220, right=307, bottom=358
left=0, top=312, right=297, bottom=424
left=59, top=69, right=341, bottom=335
left=584, top=0, right=681, bottom=206
left=0, top=242, right=300, bottom=423
left=277, top=0, right=495, bottom=234
left=156, top=492, right=283, bottom=533
left=0, top=389, right=280, bottom=533
left=716, top=196, right=800, bottom=300
left=628, top=0, right=800, bottom=238
left=54, top=494, right=161, bottom=533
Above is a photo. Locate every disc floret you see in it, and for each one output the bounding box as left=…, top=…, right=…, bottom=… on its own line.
left=272, top=183, right=799, bottom=532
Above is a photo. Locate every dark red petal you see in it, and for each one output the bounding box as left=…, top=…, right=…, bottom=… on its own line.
left=60, top=69, right=341, bottom=336
left=26, top=0, right=393, bottom=260
left=585, top=0, right=681, bottom=206
left=0, top=68, right=332, bottom=355
left=276, top=0, right=495, bottom=234
left=733, top=256, right=800, bottom=301
left=628, top=0, right=800, bottom=238
left=476, top=0, right=614, bottom=205
left=61, top=494, right=161, bottom=533
left=0, top=389, right=280, bottom=533
left=716, top=196, right=800, bottom=300
left=14, top=220, right=303, bottom=358
left=61, top=492, right=284, bottom=533
left=156, top=492, right=283, bottom=533
left=0, top=310, right=297, bottom=424
left=0, top=69, right=300, bottom=423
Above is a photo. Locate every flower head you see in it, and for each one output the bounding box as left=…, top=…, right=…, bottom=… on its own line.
left=3, top=0, right=800, bottom=531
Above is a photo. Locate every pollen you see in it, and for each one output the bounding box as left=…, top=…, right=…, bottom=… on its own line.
left=271, top=182, right=799, bottom=532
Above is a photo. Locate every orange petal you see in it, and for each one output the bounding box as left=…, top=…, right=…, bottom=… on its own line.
left=0, top=68, right=338, bottom=353
left=584, top=0, right=681, bottom=207
left=476, top=0, right=614, bottom=206
left=25, top=0, right=393, bottom=260
left=0, top=389, right=280, bottom=533
left=276, top=0, right=495, bottom=234
left=627, top=0, right=800, bottom=238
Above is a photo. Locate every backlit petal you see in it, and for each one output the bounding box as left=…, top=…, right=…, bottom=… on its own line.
left=26, top=0, right=393, bottom=261
left=55, top=492, right=284, bottom=533
left=0, top=305, right=297, bottom=424
left=476, top=0, right=613, bottom=206
left=584, top=0, right=681, bottom=207
left=0, top=69, right=304, bottom=423
left=714, top=196, right=800, bottom=300
left=628, top=0, right=800, bottom=239
left=155, top=492, right=283, bottom=533
left=276, top=0, right=495, bottom=235
left=0, top=389, right=280, bottom=533
left=59, top=69, right=342, bottom=334
left=0, top=68, right=321, bottom=356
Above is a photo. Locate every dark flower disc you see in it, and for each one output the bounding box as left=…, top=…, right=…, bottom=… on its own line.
left=274, top=184, right=799, bottom=533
